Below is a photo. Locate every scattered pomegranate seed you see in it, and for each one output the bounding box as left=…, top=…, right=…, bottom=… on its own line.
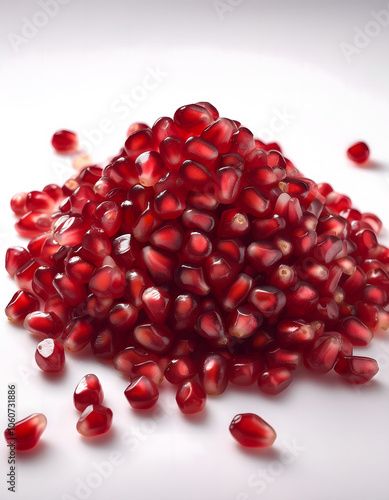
left=124, top=376, right=159, bottom=409
left=35, top=338, right=65, bottom=372
left=4, top=413, right=47, bottom=451
left=229, top=413, right=276, bottom=448
left=74, top=374, right=104, bottom=412
left=347, top=141, right=370, bottom=164
left=51, top=130, right=79, bottom=154
left=4, top=102, right=387, bottom=446
left=76, top=404, right=113, bottom=437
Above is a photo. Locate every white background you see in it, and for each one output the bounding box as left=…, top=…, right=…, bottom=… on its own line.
left=1, top=1, right=389, bottom=499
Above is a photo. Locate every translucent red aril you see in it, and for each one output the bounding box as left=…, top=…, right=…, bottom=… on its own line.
left=107, top=302, right=138, bottom=332
left=15, top=211, right=51, bottom=238
left=10, top=192, right=28, bottom=216
left=142, top=286, right=171, bottom=323
left=35, top=338, right=65, bottom=372
left=4, top=413, right=47, bottom=451
left=132, top=360, right=164, bottom=385
left=183, top=136, right=219, bottom=169
left=247, top=241, right=282, bottom=271
left=165, top=356, right=197, bottom=384
left=5, top=290, right=39, bottom=322
left=284, top=281, right=319, bottom=316
left=124, top=128, right=156, bottom=161
left=175, top=263, right=211, bottom=295
left=182, top=208, right=216, bottom=233
left=198, top=352, right=228, bottom=395
left=174, top=103, right=213, bottom=136
left=73, top=374, right=104, bottom=412
left=228, top=355, right=265, bottom=386
left=170, top=293, right=199, bottom=331
left=63, top=317, right=93, bottom=352
left=304, top=335, right=340, bottom=373
left=179, top=160, right=213, bottom=190
left=153, top=189, right=185, bottom=219
left=135, top=151, right=168, bottom=187
left=89, top=265, right=125, bottom=299
left=24, top=311, right=63, bottom=338
left=5, top=246, right=31, bottom=278
left=176, top=380, right=206, bottom=414
left=257, top=367, right=293, bottom=395
left=76, top=405, right=113, bottom=437
left=347, top=141, right=370, bottom=164
left=215, top=166, right=243, bottom=204
left=249, top=286, right=286, bottom=318
left=336, top=317, right=373, bottom=346
left=276, top=319, right=315, bottom=347
left=201, top=118, right=237, bottom=154
left=229, top=413, right=276, bottom=448
left=219, top=273, right=253, bottom=311
left=218, top=208, right=249, bottom=237
left=140, top=245, right=177, bottom=284
left=133, top=323, right=173, bottom=354
left=270, top=264, right=298, bottom=289
left=26, top=190, right=55, bottom=213
left=92, top=201, right=122, bottom=236
left=227, top=305, right=263, bottom=339
left=53, top=272, right=87, bottom=306
left=334, top=356, right=378, bottom=384
left=266, top=346, right=302, bottom=370
left=52, top=129, right=78, bottom=153
left=124, top=376, right=159, bottom=409
left=149, top=222, right=184, bottom=252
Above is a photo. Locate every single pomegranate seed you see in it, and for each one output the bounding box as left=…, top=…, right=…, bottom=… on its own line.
left=197, top=352, right=228, bottom=395
left=10, top=192, right=28, bottom=216
left=183, top=136, right=219, bottom=170
left=227, top=304, right=263, bottom=339
left=174, top=103, right=213, bottom=136
left=5, top=246, right=32, bottom=278
left=132, top=360, right=164, bottom=385
left=165, top=357, right=197, bottom=384
left=175, top=263, right=211, bottom=295
left=228, top=355, right=265, bottom=386
left=89, top=265, right=125, bottom=299
left=249, top=286, right=286, bottom=318
left=4, top=413, right=47, bottom=451
left=334, top=356, right=378, bottom=384
left=107, top=302, right=138, bottom=332
left=124, top=376, right=159, bottom=409
left=73, top=374, right=104, bottom=411
left=33, top=266, right=58, bottom=301
left=201, top=118, right=237, bottom=154
left=76, top=404, right=113, bottom=437
left=63, top=317, right=93, bottom=352
left=176, top=380, right=206, bottom=414
left=336, top=317, right=373, bottom=346
left=276, top=319, right=315, bottom=347
left=5, top=290, right=39, bottom=322
left=347, top=141, right=369, bottom=164
left=257, top=367, right=293, bottom=395
left=135, top=151, right=168, bottom=187
left=15, top=211, right=51, bottom=238
left=304, top=335, right=341, bottom=373
left=219, top=273, right=253, bottom=312
left=92, top=201, right=122, bottom=237
left=269, top=264, right=298, bottom=289
left=124, top=128, right=156, bottom=161
left=26, top=190, right=55, bottom=213
left=284, top=281, right=319, bottom=316
left=142, top=286, right=171, bottom=323
left=247, top=241, right=282, bottom=271
left=24, top=311, right=63, bottom=338
left=133, top=323, right=173, bottom=354
left=153, top=190, right=185, bottom=219
left=229, top=413, right=276, bottom=448
left=52, top=130, right=78, bottom=153
left=53, top=272, right=87, bottom=306
left=265, top=347, right=302, bottom=371
left=35, top=338, right=65, bottom=372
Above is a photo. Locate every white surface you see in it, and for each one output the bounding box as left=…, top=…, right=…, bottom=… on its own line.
left=1, top=1, right=389, bottom=499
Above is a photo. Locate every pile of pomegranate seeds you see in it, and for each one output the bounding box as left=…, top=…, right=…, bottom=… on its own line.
left=4, top=102, right=388, bottom=448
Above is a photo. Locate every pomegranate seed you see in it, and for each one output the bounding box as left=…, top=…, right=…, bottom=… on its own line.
left=227, top=304, right=263, bottom=339
left=175, top=263, right=211, bottom=295
left=174, top=104, right=213, bottom=136
left=15, top=211, right=51, bottom=238
left=63, top=317, right=93, bottom=352
left=334, top=356, right=378, bottom=384
left=35, top=338, right=65, bottom=372
left=76, top=405, right=113, bottom=437
left=183, top=136, right=219, bottom=170
left=347, top=141, right=369, bottom=164
left=89, top=265, right=125, bottom=299
left=249, top=286, right=286, bottom=318
left=201, top=118, right=237, bottom=154
left=170, top=293, right=200, bottom=331
left=142, top=286, right=171, bottom=323
left=269, top=264, right=298, bottom=289
left=124, top=376, right=159, bottom=409
left=219, top=273, right=253, bottom=312
left=133, top=323, right=173, bottom=354
left=304, top=335, right=341, bottom=373
left=276, top=319, right=315, bottom=347
left=228, top=355, right=265, bottom=386
left=10, top=192, right=28, bottom=216
left=52, top=130, right=78, bottom=153
left=247, top=241, right=282, bottom=271
left=5, top=290, right=39, bottom=322
left=26, top=190, right=55, bottom=213
left=336, top=317, right=373, bottom=346
left=140, top=245, right=177, bottom=284
left=266, top=346, right=302, bottom=370
left=24, top=311, right=63, bottom=338
left=176, top=380, right=206, bottom=414
left=132, top=360, right=164, bottom=385
left=135, top=151, right=168, bottom=187
left=124, top=128, right=156, bottom=161
left=5, top=246, right=31, bottom=278
left=229, top=413, right=276, bottom=448
left=92, top=201, right=122, bottom=237
left=4, top=413, right=47, bottom=451
left=257, top=367, right=293, bottom=395
left=74, top=374, right=104, bottom=411
left=53, top=272, right=87, bottom=306
left=165, top=356, right=197, bottom=384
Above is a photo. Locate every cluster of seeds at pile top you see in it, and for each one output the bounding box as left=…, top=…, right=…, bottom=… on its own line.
left=4, top=102, right=389, bottom=446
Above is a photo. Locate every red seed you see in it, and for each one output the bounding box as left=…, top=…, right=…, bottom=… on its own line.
left=227, top=304, right=263, bottom=339
left=5, top=246, right=32, bottom=278
left=336, top=317, right=373, bottom=346
left=10, top=192, right=28, bottom=216
left=304, top=335, right=340, bottom=373
left=347, top=141, right=370, bottom=164
left=334, top=356, right=378, bottom=384
left=63, top=317, right=93, bottom=352
left=249, top=286, right=286, bottom=318
left=4, top=413, right=47, bottom=451
left=5, top=290, right=39, bottom=322
left=24, top=311, right=63, bottom=338
left=198, top=352, right=228, bottom=395
left=176, top=380, right=206, bottom=414
left=124, top=376, right=159, bottom=409
left=74, top=374, right=104, bottom=411
left=228, top=355, right=265, bottom=386
left=229, top=413, right=276, bottom=448
left=35, top=338, right=65, bottom=372
left=165, top=356, right=197, bottom=384
left=257, top=367, right=293, bottom=395
left=76, top=404, right=113, bottom=437
left=133, top=323, right=173, bottom=354
left=51, top=129, right=78, bottom=153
